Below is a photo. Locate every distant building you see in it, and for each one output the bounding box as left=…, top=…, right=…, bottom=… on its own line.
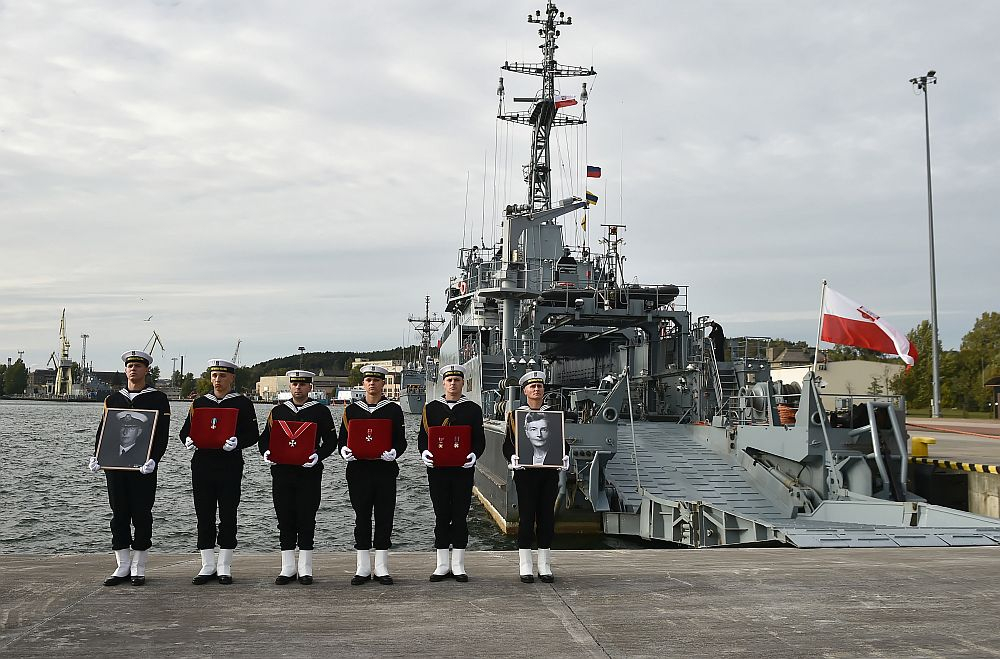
left=770, top=359, right=904, bottom=400
left=256, top=369, right=349, bottom=402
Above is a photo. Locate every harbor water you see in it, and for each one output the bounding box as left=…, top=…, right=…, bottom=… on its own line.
left=0, top=400, right=639, bottom=554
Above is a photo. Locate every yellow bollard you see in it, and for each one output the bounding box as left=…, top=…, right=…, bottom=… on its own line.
left=910, top=436, right=936, bottom=457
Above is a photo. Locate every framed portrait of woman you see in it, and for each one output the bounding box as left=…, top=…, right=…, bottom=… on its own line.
left=514, top=409, right=565, bottom=468
left=96, top=408, right=160, bottom=470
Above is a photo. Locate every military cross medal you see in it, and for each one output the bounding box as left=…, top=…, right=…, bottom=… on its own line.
left=366, top=428, right=374, bottom=443
left=453, top=435, right=460, bottom=449
left=210, top=417, right=218, bottom=430
left=289, top=439, right=297, bottom=447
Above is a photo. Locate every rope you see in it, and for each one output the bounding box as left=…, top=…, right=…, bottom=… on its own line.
left=905, top=422, right=1000, bottom=440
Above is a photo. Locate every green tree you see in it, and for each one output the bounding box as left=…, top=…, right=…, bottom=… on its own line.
left=3, top=359, right=28, bottom=395
left=957, top=311, right=1000, bottom=411
left=171, top=370, right=182, bottom=387
left=867, top=375, right=884, bottom=396
left=347, top=366, right=364, bottom=386
left=180, top=373, right=195, bottom=398
left=0, top=364, right=6, bottom=391
left=195, top=370, right=211, bottom=395
left=891, top=320, right=939, bottom=410
left=70, top=361, right=81, bottom=382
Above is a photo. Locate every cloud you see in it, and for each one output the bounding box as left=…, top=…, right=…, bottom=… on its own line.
left=2, top=0, right=997, bottom=371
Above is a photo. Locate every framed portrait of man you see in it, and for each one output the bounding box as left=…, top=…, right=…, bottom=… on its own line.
left=514, top=409, right=565, bottom=468
left=96, top=408, right=160, bottom=470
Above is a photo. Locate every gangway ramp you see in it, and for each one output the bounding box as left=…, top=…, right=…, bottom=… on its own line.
left=601, top=422, right=1000, bottom=548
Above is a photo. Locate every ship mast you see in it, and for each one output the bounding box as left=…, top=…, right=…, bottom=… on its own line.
left=408, top=295, right=445, bottom=369
left=493, top=1, right=594, bottom=384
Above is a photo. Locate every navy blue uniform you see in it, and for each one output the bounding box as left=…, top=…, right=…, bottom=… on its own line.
left=94, top=387, right=171, bottom=551
left=259, top=400, right=337, bottom=550
left=337, top=398, right=407, bottom=550
left=179, top=393, right=259, bottom=550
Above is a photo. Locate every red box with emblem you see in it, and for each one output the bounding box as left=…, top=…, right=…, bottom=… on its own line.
left=427, top=425, right=472, bottom=467
left=347, top=419, right=392, bottom=460
left=269, top=420, right=318, bottom=465
left=190, top=407, right=238, bottom=449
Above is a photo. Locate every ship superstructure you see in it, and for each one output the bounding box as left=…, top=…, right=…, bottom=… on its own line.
left=420, top=1, right=1000, bottom=547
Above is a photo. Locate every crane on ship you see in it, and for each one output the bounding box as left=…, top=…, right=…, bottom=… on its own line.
left=232, top=339, right=242, bottom=366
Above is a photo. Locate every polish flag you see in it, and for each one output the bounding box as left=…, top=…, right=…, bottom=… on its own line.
left=554, top=95, right=577, bottom=108
left=821, top=286, right=918, bottom=368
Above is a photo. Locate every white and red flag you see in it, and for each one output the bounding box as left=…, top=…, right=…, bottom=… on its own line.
left=820, top=286, right=918, bottom=368
left=554, top=95, right=577, bottom=108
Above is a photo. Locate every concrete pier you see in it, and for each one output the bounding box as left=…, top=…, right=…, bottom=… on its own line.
left=2, top=548, right=999, bottom=657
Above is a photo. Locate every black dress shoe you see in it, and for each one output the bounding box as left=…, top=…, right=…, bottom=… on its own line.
left=131, top=576, right=145, bottom=586
left=538, top=573, right=555, bottom=584
left=429, top=572, right=450, bottom=582
left=192, top=572, right=217, bottom=585
left=520, top=574, right=535, bottom=583
left=217, top=574, right=233, bottom=585
left=103, top=575, right=130, bottom=586
left=350, top=574, right=371, bottom=586
left=453, top=573, right=469, bottom=583
left=298, top=575, right=313, bottom=585
left=274, top=573, right=296, bottom=585
left=375, top=574, right=394, bottom=585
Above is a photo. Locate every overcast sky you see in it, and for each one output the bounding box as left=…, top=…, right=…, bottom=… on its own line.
left=2, top=1, right=997, bottom=373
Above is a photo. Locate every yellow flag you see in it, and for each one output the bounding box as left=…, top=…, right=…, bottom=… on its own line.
left=581, top=213, right=587, bottom=231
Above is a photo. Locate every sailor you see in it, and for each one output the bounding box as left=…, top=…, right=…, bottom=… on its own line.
left=258, top=370, right=337, bottom=585
left=502, top=370, right=569, bottom=583
left=87, top=350, right=171, bottom=586
left=338, top=364, right=407, bottom=585
left=418, top=364, right=486, bottom=582
left=707, top=320, right=726, bottom=362
left=178, top=358, right=259, bottom=585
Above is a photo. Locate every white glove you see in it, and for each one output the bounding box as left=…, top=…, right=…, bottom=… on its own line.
left=223, top=436, right=238, bottom=452
left=303, top=453, right=319, bottom=468
left=88, top=456, right=101, bottom=473
left=510, top=454, right=523, bottom=470
left=561, top=454, right=570, bottom=471
left=421, top=449, right=434, bottom=468
left=340, top=445, right=356, bottom=462
left=462, top=452, right=477, bottom=469
left=263, top=450, right=276, bottom=466
left=139, top=459, right=156, bottom=475
left=380, top=448, right=397, bottom=462
left=184, top=437, right=197, bottom=452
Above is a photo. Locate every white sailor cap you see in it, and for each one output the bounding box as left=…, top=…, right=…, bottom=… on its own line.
left=116, top=410, right=149, bottom=426
left=286, top=370, right=315, bottom=383
left=519, top=371, right=546, bottom=388
left=439, top=364, right=466, bottom=380
left=360, top=364, right=389, bottom=380
left=121, top=350, right=153, bottom=366
left=207, top=358, right=238, bottom=374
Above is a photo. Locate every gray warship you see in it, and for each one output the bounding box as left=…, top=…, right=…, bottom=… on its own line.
left=400, top=296, right=445, bottom=414
left=420, top=1, right=1000, bottom=547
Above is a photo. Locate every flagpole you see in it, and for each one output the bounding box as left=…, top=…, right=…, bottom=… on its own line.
left=812, top=279, right=828, bottom=372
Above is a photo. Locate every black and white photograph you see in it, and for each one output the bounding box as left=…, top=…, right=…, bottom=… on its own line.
left=514, top=409, right=565, bottom=468
left=96, top=408, right=159, bottom=470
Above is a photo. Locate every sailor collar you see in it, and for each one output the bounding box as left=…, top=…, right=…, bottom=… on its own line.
left=284, top=399, right=319, bottom=413
left=120, top=387, right=156, bottom=401
left=353, top=397, right=394, bottom=413
left=439, top=395, right=469, bottom=407
left=205, top=392, right=242, bottom=403
left=517, top=404, right=550, bottom=411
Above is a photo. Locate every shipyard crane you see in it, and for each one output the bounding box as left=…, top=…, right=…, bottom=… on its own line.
left=144, top=331, right=166, bottom=356
left=54, top=310, right=73, bottom=395
left=232, top=339, right=242, bottom=365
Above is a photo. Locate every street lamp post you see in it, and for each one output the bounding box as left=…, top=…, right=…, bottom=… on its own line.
left=298, top=346, right=306, bottom=370
left=909, top=70, right=941, bottom=418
